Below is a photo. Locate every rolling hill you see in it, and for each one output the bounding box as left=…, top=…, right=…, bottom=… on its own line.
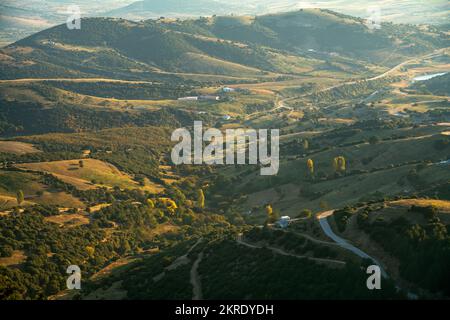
left=410, top=72, right=450, bottom=96
left=2, top=0, right=448, bottom=48
left=1, top=10, right=448, bottom=81
left=0, top=6, right=449, bottom=302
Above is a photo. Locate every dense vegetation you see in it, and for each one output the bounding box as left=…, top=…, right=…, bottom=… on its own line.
left=357, top=204, right=450, bottom=297
left=410, top=73, right=450, bottom=96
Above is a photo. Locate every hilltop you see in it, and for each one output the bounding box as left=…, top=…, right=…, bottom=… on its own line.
left=1, top=9, right=448, bottom=80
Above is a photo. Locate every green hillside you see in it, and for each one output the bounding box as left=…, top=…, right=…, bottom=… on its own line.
left=0, top=7, right=449, bottom=302
left=1, top=10, right=448, bottom=81
left=411, top=72, right=450, bottom=96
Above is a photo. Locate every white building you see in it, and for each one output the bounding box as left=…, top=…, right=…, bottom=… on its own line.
left=178, top=96, right=198, bottom=101
left=276, top=216, right=291, bottom=229
left=222, top=87, right=235, bottom=93
left=199, top=95, right=220, bottom=101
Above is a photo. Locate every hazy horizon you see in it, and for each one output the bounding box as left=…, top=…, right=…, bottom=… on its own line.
left=1, top=0, right=449, bottom=46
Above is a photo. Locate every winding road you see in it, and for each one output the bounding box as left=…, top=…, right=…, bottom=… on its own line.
left=190, top=251, right=204, bottom=300
left=317, top=210, right=388, bottom=278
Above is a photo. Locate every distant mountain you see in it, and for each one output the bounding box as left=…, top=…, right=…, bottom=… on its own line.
left=105, top=0, right=238, bottom=19
left=106, top=0, right=450, bottom=25
left=0, top=0, right=134, bottom=46
left=0, top=9, right=448, bottom=81
left=1, top=0, right=449, bottom=47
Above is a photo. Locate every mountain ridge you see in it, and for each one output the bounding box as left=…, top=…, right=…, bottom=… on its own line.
left=1, top=9, right=448, bottom=81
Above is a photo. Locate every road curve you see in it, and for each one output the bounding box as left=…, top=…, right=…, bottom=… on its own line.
left=317, top=210, right=388, bottom=278
left=190, top=251, right=204, bottom=300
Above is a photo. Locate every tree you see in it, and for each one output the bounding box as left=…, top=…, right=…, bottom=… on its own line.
left=319, top=201, right=329, bottom=211
left=158, top=198, right=178, bottom=214
left=298, top=209, right=313, bottom=219
left=147, top=199, right=155, bottom=209
left=303, top=139, right=309, bottom=150
left=85, top=246, right=95, bottom=258
left=0, top=199, right=11, bottom=210
left=369, top=136, right=380, bottom=145
left=135, top=175, right=145, bottom=186
left=266, top=204, right=279, bottom=223
left=16, top=190, right=24, bottom=205
left=198, top=189, right=205, bottom=209
left=0, top=245, right=13, bottom=257
left=333, top=157, right=339, bottom=172
left=265, top=204, right=273, bottom=217
left=338, top=156, right=346, bottom=172
left=307, top=159, right=314, bottom=176
left=333, top=156, right=346, bottom=173
left=119, top=239, right=131, bottom=255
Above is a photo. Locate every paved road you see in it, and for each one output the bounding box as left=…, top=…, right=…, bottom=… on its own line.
left=190, top=251, right=204, bottom=300
left=296, top=48, right=448, bottom=99
left=317, top=210, right=388, bottom=278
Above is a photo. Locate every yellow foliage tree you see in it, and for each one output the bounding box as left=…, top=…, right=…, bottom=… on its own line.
left=337, top=156, right=346, bottom=172
left=333, top=156, right=346, bottom=172
left=303, top=139, right=309, bottom=150
left=158, top=198, right=178, bottom=214
left=265, top=204, right=280, bottom=223
left=147, top=198, right=155, bottom=208
left=333, top=157, right=339, bottom=172
left=86, top=246, right=95, bottom=258
left=198, top=189, right=205, bottom=209
left=307, top=159, right=314, bottom=175
left=16, top=190, right=24, bottom=205
left=266, top=204, right=273, bottom=217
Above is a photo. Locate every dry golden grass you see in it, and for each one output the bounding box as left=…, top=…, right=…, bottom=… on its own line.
left=0, top=141, right=40, bottom=154
left=159, top=165, right=180, bottom=185
left=137, top=223, right=181, bottom=242
left=0, top=170, right=83, bottom=208
left=88, top=203, right=112, bottom=213
left=91, top=257, right=138, bottom=281
left=44, top=213, right=90, bottom=227
left=147, top=223, right=179, bottom=237
left=389, top=199, right=450, bottom=213
left=0, top=195, right=34, bottom=209
left=16, top=159, right=161, bottom=192
left=36, top=191, right=85, bottom=208
left=0, top=250, right=27, bottom=267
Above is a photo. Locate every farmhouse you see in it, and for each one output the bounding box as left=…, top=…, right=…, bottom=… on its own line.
left=178, top=96, right=198, bottom=101
left=276, top=216, right=291, bottom=228
left=222, top=87, right=235, bottom=93
left=82, top=150, right=91, bottom=157
left=178, top=95, right=220, bottom=101
left=199, top=95, right=220, bottom=101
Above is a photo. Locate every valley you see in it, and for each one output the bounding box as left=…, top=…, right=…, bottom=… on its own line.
left=0, top=7, right=449, bottom=301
